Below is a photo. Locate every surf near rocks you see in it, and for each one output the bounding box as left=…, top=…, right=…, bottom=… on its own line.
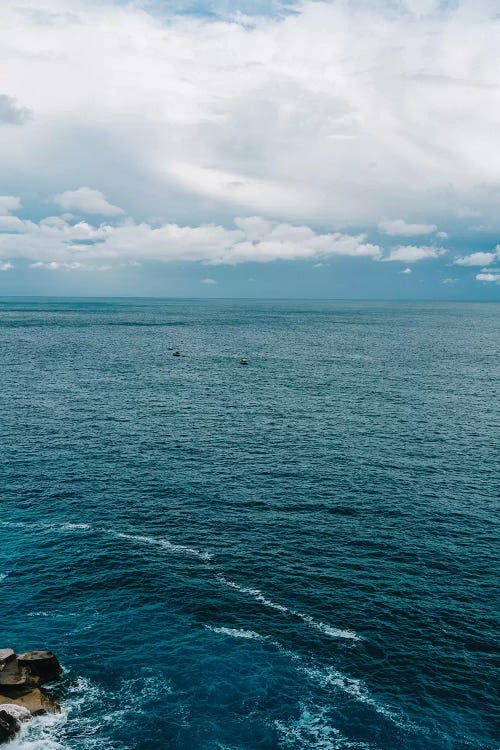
left=0, top=648, right=61, bottom=743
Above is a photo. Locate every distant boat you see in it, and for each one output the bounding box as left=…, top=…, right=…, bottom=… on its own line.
left=240, top=357, right=248, bottom=365
left=173, top=351, right=181, bottom=357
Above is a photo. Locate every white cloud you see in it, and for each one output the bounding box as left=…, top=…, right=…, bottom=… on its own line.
left=201, top=277, right=217, bottom=284
left=0, top=260, right=13, bottom=271
left=0, top=209, right=381, bottom=266
left=0, top=196, right=21, bottom=215
left=54, top=188, right=124, bottom=217
left=378, top=219, right=437, bottom=236
left=383, top=246, right=445, bottom=263
left=442, top=277, right=457, bottom=285
left=1, top=0, right=500, bottom=227
left=0, top=216, right=28, bottom=233
left=164, top=163, right=317, bottom=218
left=453, top=249, right=500, bottom=266
left=476, top=272, right=500, bottom=282
left=401, top=267, right=412, bottom=274
left=30, top=261, right=84, bottom=270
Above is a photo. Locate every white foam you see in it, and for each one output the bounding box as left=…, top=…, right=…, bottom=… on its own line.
left=26, top=612, right=51, bottom=617
left=275, top=703, right=347, bottom=750
left=297, top=615, right=360, bottom=641
left=58, top=523, right=90, bottom=531
left=275, top=702, right=375, bottom=749
left=113, top=532, right=213, bottom=562
left=204, top=625, right=267, bottom=640
left=303, top=666, right=410, bottom=729
left=7, top=710, right=66, bottom=750
left=217, top=575, right=360, bottom=641
left=0, top=704, right=31, bottom=722
left=26, top=611, right=78, bottom=618
left=217, top=575, right=290, bottom=613
left=0, top=573, right=8, bottom=582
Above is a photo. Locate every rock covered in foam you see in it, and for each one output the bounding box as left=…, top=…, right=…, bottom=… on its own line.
left=0, top=709, right=20, bottom=743
left=0, top=704, right=31, bottom=722
left=0, top=647, right=62, bottom=743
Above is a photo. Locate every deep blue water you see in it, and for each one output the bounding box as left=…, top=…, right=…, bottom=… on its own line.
left=0, top=298, right=498, bottom=750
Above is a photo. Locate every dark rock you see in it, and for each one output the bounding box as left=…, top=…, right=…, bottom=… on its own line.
left=17, top=651, right=62, bottom=684
left=0, top=709, right=20, bottom=743
left=0, top=659, right=38, bottom=691
left=0, top=704, right=30, bottom=723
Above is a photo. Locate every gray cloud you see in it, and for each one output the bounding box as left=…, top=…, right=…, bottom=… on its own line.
left=0, top=94, right=31, bottom=125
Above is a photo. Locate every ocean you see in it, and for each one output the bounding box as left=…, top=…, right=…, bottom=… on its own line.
left=0, top=298, right=498, bottom=750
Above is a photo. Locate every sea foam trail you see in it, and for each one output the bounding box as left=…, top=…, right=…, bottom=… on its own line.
left=217, top=576, right=361, bottom=641
left=112, top=532, right=213, bottom=562
left=275, top=702, right=374, bottom=750
left=303, top=666, right=412, bottom=730
left=204, top=625, right=267, bottom=640
left=5, top=521, right=360, bottom=642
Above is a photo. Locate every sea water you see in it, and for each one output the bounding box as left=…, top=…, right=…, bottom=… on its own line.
left=0, top=298, right=498, bottom=750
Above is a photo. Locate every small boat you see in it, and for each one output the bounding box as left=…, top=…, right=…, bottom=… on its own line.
left=173, top=350, right=181, bottom=357
left=240, top=357, right=248, bottom=365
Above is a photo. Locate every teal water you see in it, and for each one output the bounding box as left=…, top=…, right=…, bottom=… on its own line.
left=0, top=299, right=498, bottom=750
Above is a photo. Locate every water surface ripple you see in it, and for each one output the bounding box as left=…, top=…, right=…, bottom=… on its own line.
left=0, top=299, right=498, bottom=749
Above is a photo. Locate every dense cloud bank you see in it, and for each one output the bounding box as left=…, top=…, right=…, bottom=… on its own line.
left=0, top=0, right=499, bottom=287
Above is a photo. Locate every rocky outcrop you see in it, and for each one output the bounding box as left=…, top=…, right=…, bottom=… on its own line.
left=18, top=651, right=61, bottom=683
left=0, top=648, right=61, bottom=743
left=0, top=709, right=20, bottom=744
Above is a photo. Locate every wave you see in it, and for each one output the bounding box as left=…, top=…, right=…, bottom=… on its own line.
left=26, top=611, right=80, bottom=618
left=5, top=519, right=360, bottom=641
left=58, top=523, right=91, bottom=531
left=7, top=709, right=66, bottom=750
left=112, top=531, right=213, bottom=562
left=298, top=615, right=360, bottom=641
left=0, top=573, right=8, bottom=582
left=204, top=625, right=267, bottom=640
left=302, top=666, right=411, bottom=730
left=217, top=575, right=289, bottom=613
left=275, top=702, right=374, bottom=750
left=217, top=576, right=361, bottom=641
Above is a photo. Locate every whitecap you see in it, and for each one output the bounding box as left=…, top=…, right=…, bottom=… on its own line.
left=303, top=666, right=410, bottom=729
left=275, top=703, right=372, bottom=749
left=6, top=710, right=66, bottom=750
left=204, top=625, right=267, bottom=640
left=217, top=575, right=289, bottom=613
left=217, top=575, right=360, bottom=640
left=26, top=611, right=78, bottom=618
left=113, top=532, right=213, bottom=562
left=0, top=573, right=8, bottom=582
left=58, top=523, right=90, bottom=531
left=296, top=615, right=360, bottom=641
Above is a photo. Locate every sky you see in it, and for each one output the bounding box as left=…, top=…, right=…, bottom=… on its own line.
left=0, top=0, right=500, bottom=299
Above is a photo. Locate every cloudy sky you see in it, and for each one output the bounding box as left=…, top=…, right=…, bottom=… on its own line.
left=1, top=0, right=500, bottom=298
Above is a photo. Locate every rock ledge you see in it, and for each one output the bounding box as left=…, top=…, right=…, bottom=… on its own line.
left=0, top=648, right=61, bottom=744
